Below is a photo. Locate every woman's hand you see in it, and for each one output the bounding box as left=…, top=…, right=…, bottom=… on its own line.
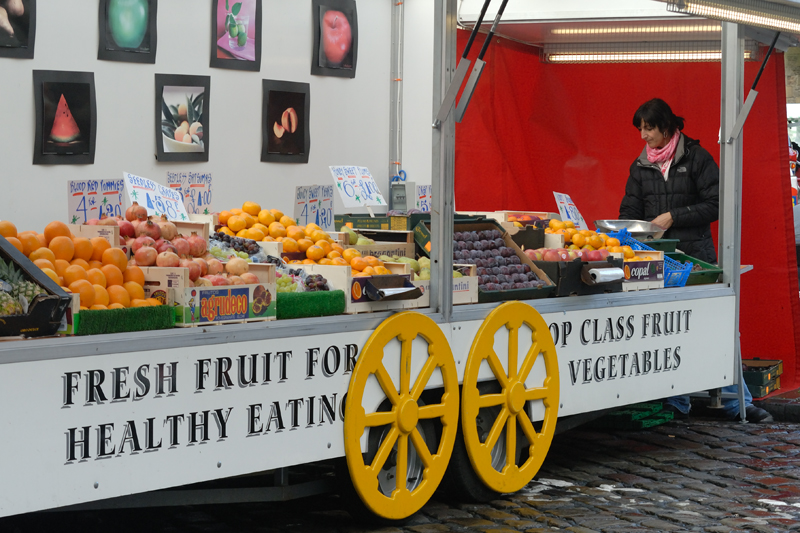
left=651, top=212, right=673, bottom=230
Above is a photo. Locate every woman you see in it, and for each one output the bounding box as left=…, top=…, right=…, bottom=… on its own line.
left=619, top=98, right=719, bottom=262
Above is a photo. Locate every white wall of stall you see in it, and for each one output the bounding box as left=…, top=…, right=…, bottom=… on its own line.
left=0, top=0, right=435, bottom=232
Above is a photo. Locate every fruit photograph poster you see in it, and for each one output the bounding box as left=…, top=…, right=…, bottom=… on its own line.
left=33, top=70, right=97, bottom=165
left=311, top=0, right=357, bottom=78
left=210, top=0, right=261, bottom=71
left=261, top=79, right=310, bottom=164
left=0, top=0, right=36, bottom=59
left=98, top=0, right=157, bottom=63
left=156, top=74, right=210, bottom=163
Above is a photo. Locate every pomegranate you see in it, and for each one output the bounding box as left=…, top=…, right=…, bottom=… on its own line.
left=192, top=258, right=209, bottom=277
left=156, top=240, right=177, bottom=254
left=99, top=215, right=118, bottom=226
left=240, top=272, right=259, bottom=284
left=126, top=201, right=148, bottom=222
left=187, top=232, right=207, bottom=257
left=225, top=257, right=249, bottom=276
left=135, top=219, right=161, bottom=240
left=131, top=219, right=141, bottom=231
left=156, top=251, right=181, bottom=268
left=86, top=218, right=100, bottom=226
left=117, top=219, right=135, bottom=239
left=180, top=258, right=201, bottom=282
left=126, top=238, right=135, bottom=247
left=132, top=235, right=156, bottom=253
left=207, top=275, right=230, bottom=286
left=195, top=277, right=213, bottom=287
left=172, top=236, right=191, bottom=257
left=157, top=215, right=178, bottom=241
left=135, top=246, right=158, bottom=267
left=207, top=258, right=224, bottom=275
left=228, top=275, right=246, bottom=285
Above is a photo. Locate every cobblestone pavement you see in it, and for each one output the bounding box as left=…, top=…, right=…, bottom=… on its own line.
left=4, top=418, right=800, bottom=533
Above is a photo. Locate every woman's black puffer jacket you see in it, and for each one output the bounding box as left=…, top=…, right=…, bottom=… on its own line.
left=618, top=134, right=719, bottom=262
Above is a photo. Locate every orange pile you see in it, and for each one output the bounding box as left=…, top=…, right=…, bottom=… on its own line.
left=0, top=219, right=161, bottom=311
left=545, top=219, right=625, bottom=253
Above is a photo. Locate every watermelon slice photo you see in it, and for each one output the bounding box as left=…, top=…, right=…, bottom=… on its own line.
left=49, top=94, right=81, bottom=143
left=41, top=81, right=91, bottom=155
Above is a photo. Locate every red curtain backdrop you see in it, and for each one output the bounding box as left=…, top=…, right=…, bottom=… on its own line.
left=455, top=30, right=800, bottom=389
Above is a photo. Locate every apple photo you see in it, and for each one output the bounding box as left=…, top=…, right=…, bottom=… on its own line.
left=267, top=90, right=305, bottom=156
left=41, top=82, right=92, bottom=155
left=98, top=0, right=157, bottom=63
left=311, top=0, right=357, bottom=78
left=0, top=0, right=35, bottom=57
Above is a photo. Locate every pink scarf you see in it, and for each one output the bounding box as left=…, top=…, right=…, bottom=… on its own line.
left=646, top=131, right=680, bottom=180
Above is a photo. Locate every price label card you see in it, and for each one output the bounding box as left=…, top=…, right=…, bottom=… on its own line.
left=294, top=185, right=334, bottom=231
left=123, top=172, right=189, bottom=221
left=330, top=166, right=364, bottom=208
left=553, top=191, right=588, bottom=230
left=318, top=185, right=334, bottom=231
left=294, top=186, right=315, bottom=226
left=166, top=171, right=213, bottom=215
left=67, top=179, right=126, bottom=224
left=416, top=184, right=432, bottom=213
left=356, top=167, right=386, bottom=207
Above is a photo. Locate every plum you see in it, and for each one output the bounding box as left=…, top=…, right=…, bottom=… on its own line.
left=491, top=230, right=502, bottom=239
left=522, top=264, right=531, bottom=273
left=508, top=256, right=520, bottom=265
left=491, top=267, right=501, bottom=275
left=473, top=241, right=483, bottom=251
left=454, top=232, right=463, bottom=241
left=493, top=238, right=504, bottom=249
left=501, top=282, right=513, bottom=290
left=499, top=266, right=510, bottom=275
left=497, top=274, right=508, bottom=283
left=514, top=283, right=526, bottom=289
left=495, top=256, right=507, bottom=267
left=527, top=272, right=538, bottom=281
left=489, top=275, right=499, bottom=283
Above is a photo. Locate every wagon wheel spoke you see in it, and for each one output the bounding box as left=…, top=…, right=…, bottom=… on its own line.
left=419, top=402, right=447, bottom=420
left=518, top=341, right=540, bottom=383
left=375, top=362, right=400, bottom=406
left=399, top=335, right=414, bottom=396
left=369, top=426, right=399, bottom=475
left=477, top=393, right=506, bottom=408
left=364, top=411, right=397, bottom=428
left=518, top=410, right=539, bottom=445
left=410, top=428, right=434, bottom=469
left=487, top=349, right=510, bottom=388
left=484, top=406, right=509, bottom=451
left=411, top=355, right=437, bottom=401
left=506, top=414, right=517, bottom=468
left=507, top=325, right=519, bottom=379
left=395, top=433, right=409, bottom=495
left=525, top=385, right=550, bottom=402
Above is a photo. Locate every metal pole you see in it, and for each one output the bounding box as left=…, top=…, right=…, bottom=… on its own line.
left=388, top=0, right=405, bottom=183
left=718, top=22, right=746, bottom=421
left=430, top=0, right=456, bottom=320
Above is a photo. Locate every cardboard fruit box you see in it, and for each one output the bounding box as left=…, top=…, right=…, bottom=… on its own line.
left=304, top=262, right=422, bottom=314
left=68, top=223, right=130, bottom=258
left=609, top=250, right=665, bottom=291
left=534, top=258, right=624, bottom=297
left=0, top=236, right=72, bottom=338
left=411, top=264, right=479, bottom=305
left=141, top=263, right=276, bottom=326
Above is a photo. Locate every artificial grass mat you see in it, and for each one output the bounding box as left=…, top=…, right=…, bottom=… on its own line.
left=277, top=290, right=346, bottom=320
left=77, top=305, right=175, bottom=335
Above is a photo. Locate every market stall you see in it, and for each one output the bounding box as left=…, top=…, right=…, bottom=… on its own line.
left=0, top=0, right=787, bottom=523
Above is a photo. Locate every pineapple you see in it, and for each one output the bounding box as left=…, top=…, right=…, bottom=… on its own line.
left=0, top=258, right=46, bottom=307
left=0, top=290, right=20, bottom=316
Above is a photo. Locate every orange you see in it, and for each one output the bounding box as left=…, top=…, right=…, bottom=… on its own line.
left=350, top=257, right=368, bottom=272
left=69, top=279, right=95, bottom=308
left=88, top=260, right=104, bottom=270
left=270, top=209, right=285, bottom=220
left=308, top=230, right=326, bottom=243
left=305, top=223, right=321, bottom=233
left=0, top=220, right=17, bottom=239
left=286, top=226, right=305, bottom=241
left=36, top=234, right=47, bottom=247
left=268, top=222, right=287, bottom=239
left=342, top=248, right=362, bottom=263
left=108, top=303, right=125, bottom=310
left=102, top=248, right=128, bottom=273
left=327, top=250, right=342, bottom=260
left=63, top=265, right=89, bottom=286
left=48, top=235, right=74, bottom=262
left=86, top=268, right=107, bottom=288
left=262, top=236, right=275, bottom=242
left=362, top=266, right=377, bottom=276
left=282, top=237, right=299, bottom=253
left=90, top=237, right=111, bottom=262
left=242, top=213, right=256, bottom=229
left=230, top=208, right=244, bottom=216
left=622, top=246, right=635, bottom=259
left=218, top=227, right=235, bottom=237
left=89, top=304, right=108, bottom=311
left=279, top=215, right=296, bottom=228
left=606, top=237, right=621, bottom=247
left=6, top=237, right=23, bottom=254
left=123, top=281, right=145, bottom=301
left=236, top=229, right=249, bottom=238
left=315, top=240, right=332, bottom=256
left=252, top=223, right=270, bottom=235
left=218, top=210, right=232, bottom=225
left=571, top=233, right=586, bottom=248
left=101, top=264, right=124, bottom=287
left=331, top=243, right=344, bottom=254
left=44, top=221, right=71, bottom=245
left=306, top=245, right=325, bottom=261
left=29, top=247, right=56, bottom=264
left=227, top=215, right=246, bottom=232
left=258, top=210, right=276, bottom=227
left=123, top=265, right=145, bottom=286
left=131, top=299, right=150, bottom=308
left=53, top=259, right=71, bottom=278
left=41, top=268, right=60, bottom=285
left=351, top=283, right=362, bottom=300
left=374, top=266, right=392, bottom=275
left=564, top=220, right=576, bottom=229
left=331, top=257, right=348, bottom=266
left=107, top=285, right=131, bottom=307
left=297, top=238, right=314, bottom=252
left=365, top=256, right=384, bottom=268
left=550, top=220, right=567, bottom=231
left=146, top=298, right=162, bottom=306
left=578, top=229, right=593, bottom=237
left=70, top=258, right=90, bottom=270
left=274, top=236, right=284, bottom=243
left=242, top=201, right=261, bottom=216
left=245, top=228, right=265, bottom=241
left=72, top=237, right=94, bottom=261
left=301, top=258, right=317, bottom=265
left=318, top=258, right=333, bottom=265
left=588, top=235, right=604, bottom=249
left=93, top=285, right=110, bottom=306
left=33, top=258, right=55, bottom=271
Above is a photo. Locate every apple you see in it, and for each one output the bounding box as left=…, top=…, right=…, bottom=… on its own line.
left=598, top=249, right=611, bottom=259
left=524, top=249, right=543, bottom=262
left=567, top=251, right=578, bottom=260
left=585, top=250, right=602, bottom=262
left=108, top=0, right=149, bottom=49
left=543, top=250, right=561, bottom=262
left=322, top=9, right=352, bottom=65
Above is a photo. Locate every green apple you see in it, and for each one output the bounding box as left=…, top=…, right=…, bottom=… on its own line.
left=108, top=0, right=148, bottom=49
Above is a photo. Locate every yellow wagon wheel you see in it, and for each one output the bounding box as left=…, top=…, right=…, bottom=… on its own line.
left=344, top=311, right=459, bottom=520
left=462, top=301, right=559, bottom=493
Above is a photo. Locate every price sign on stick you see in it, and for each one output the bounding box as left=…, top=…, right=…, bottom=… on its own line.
left=330, top=166, right=364, bottom=208
left=166, top=171, right=213, bottom=215
left=553, top=192, right=588, bottom=230
left=123, top=172, right=189, bottom=221
left=67, top=179, right=126, bottom=224
left=294, top=185, right=334, bottom=231
left=294, top=186, right=316, bottom=226
left=356, top=167, right=386, bottom=206
left=318, top=185, right=334, bottom=231
left=416, top=185, right=432, bottom=213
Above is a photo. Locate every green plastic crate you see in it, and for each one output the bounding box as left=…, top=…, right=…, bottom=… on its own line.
left=666, top=252, right=722, bottom=285
left=642, top=239, right=680, bottom=252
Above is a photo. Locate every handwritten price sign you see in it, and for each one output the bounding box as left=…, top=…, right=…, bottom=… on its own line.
left=123, top=172, right=189, bottom=221
left=553, top=191, right=588, bottom=230
left=166, top=171, right=213, bottom=215
left=318, top=185, right=334, bottom=231
left=67, top=179, right=125, bottom=224
left=416, top=185, right=432, bottom=213
left=330, top=166, right=385, bottom=208
left=294, top=185, right=335, bottom=231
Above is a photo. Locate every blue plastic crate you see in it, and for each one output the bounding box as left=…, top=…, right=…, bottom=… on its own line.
left=607, top=228, right=692, bottom=288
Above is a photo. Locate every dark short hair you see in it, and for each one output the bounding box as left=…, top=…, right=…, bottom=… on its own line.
left=633, top=98, right=685, bottom=135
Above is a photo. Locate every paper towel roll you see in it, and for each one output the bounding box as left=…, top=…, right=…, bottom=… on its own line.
left=588, top=268, right=625, bottom=283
